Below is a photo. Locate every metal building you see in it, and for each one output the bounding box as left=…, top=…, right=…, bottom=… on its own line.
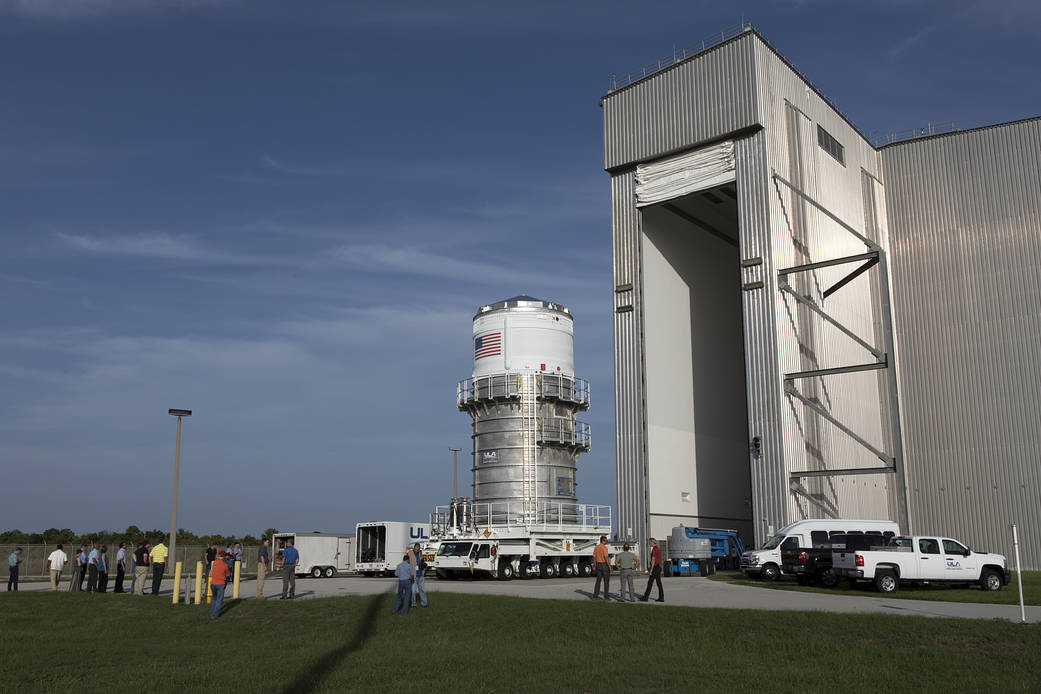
left=602, top=25, right=1041, bottom=567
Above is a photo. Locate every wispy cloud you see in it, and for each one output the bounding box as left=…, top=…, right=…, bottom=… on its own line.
left=887, top=24, right=937, bottom=61
left=56, top=231, right=271, bottom=266
left=331, top=243, right=592, bottom=287
left=260, top=155, right=346, bottom=178
left=0, top=0, right=234, bottom=20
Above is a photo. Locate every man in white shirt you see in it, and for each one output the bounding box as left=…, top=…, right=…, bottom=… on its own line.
left=46, top=544, right=68, bottom=591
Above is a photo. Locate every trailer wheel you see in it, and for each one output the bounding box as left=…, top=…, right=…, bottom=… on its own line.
left=521, top=563, right=539, bottom=579
left=875, top=570, right=899, bottom=593
left=979, top=569, right=1003, bottom=592
left=560, top=562, right=577, bottom=577
left=323, top=567, right=335, bottom=578
left=497, top=561, right=515, bottom=581
left=578, top=561, right=593, bottom=578
left=310, top=567, right=323, bottom=578
left=539, top=562, right=557, bottom=579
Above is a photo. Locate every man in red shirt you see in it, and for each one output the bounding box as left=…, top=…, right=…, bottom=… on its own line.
left=639, top=537, right=664, bottom=602
left=591, top=535, right=611, bottom=600
left=209, top=551, right=231, bottom=620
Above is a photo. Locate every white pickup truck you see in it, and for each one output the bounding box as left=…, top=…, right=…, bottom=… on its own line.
left=832, top=535, right=1010, bottom=593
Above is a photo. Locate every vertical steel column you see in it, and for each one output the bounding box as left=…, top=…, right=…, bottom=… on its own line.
left=875, top=249, right=911, bottom=532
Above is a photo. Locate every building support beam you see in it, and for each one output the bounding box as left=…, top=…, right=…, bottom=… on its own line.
left=822, top=255, right=879, bottom=299
left=785, top=383, right=894, bottom=464
left=778, top=281, right=884, bottom=359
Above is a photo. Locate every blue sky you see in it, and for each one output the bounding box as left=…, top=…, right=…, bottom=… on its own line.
left=2, top=0, right=1038, bottom=537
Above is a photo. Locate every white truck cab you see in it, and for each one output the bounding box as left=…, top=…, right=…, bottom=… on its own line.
left=741, top=519, right=899, bottom=581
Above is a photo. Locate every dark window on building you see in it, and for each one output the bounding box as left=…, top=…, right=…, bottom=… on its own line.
left=817, top=124, right=845, bottom=165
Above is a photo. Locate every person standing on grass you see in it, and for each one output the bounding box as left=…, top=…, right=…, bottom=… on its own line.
left=134, top=541, right=151, bottom=596
left=591, top=535, right=611, bottom=600
left=209, top=551, right=231, bottom=620
left=67, top=544, right=86, bottom=592
left=639, top=538, right=665, bottom=603
left=279, top=538, right=298, bottom=600
left=256, top=539, right=269, bottom=599
left=150, top=538, right=168, bottom=596
left=203, top=544, right=217, bottom=581
left=7, top=548, right=22, bottom=591
left=97, top=545, right=109, bottom=593
left=391, top=553, right=413, bottom=615
left=47, top=544, right=68, bottom=591
left=114, top=543, right=127, bottom=593
left=86, top=541, right=100, bottom=593
left=409, top=543, right=428, bottom=608
left=614, top=544, right=640, bottom=603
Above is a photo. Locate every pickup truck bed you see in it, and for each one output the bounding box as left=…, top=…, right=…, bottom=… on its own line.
left=781, top=533, right=890, bottom=587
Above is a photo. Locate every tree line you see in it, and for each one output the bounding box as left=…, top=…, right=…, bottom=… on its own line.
left=0, top=526, right=281, bottom=547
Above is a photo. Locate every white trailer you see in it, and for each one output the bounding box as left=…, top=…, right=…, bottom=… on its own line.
left=355, top=521, right=431, bottom=576
left=272, top=532, right=355, bottom=578
left=428, top=499, right=622, bottom=580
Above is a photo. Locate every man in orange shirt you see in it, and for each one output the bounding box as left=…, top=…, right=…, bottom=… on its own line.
left=209, top=551, right=231, bottom=620
left=591, top=535, right=611, bottom=600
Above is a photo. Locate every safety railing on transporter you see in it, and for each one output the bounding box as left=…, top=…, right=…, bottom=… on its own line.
left=431, top=500, right=612, bottom=536
left=458, top=373, right=590, bottom=408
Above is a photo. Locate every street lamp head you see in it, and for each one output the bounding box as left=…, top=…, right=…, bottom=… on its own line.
left=168, top=409, right=192, bottom=417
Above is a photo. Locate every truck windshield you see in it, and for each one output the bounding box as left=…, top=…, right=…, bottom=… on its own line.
left=760, top=535, right=784, bottom=550
left=437, top=542, right=473, bottom=557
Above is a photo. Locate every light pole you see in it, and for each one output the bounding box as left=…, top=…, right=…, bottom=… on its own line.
left=168, top=409, right=192, bottom=567
left=449, top=447, right=461, bottom=499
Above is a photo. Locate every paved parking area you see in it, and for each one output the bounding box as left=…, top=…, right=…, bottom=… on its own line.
left=17, top=572, right=1039, bottom=623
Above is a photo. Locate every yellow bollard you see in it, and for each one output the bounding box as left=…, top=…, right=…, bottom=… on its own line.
left=233, top=561, right=241, bottom=599
left=172, top=562, right=183, bottom=604
left=206, top=574, right=212, bottom=603
left=194, top=562, right=204, bottom=605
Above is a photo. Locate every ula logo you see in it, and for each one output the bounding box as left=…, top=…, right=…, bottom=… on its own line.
left=410, top=527, right=429, bottom=540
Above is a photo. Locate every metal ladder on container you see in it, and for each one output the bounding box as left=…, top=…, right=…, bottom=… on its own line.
left=521, top=373, right=538, bottom=525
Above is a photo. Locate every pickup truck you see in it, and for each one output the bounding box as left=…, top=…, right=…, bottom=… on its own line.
left=781, top=533, right=890, bottom=587
left=833, top=535, right=1010, bottom=593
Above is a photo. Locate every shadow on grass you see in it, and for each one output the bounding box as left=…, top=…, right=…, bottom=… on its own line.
left=219, top=599, right=244, bottom=617
left=279, top=590, right=391, bottom=694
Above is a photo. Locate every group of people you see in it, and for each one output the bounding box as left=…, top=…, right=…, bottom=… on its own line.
left=36, top=539, right=171, bottom=595
left=591, top=535, right=665, bottom=603
left=391, top=542, right=430, bottom=615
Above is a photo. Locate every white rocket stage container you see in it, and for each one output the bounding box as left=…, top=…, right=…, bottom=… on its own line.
left=458, top=296, right=591, bottom=523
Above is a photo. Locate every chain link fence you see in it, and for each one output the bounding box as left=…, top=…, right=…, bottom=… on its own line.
left=1, top=544, right=262, bottom=579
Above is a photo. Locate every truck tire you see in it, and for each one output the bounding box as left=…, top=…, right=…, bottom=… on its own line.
left=497, top=561, right=515, bottom=581
left=560, top=562, right=576, bottom=577
left=310, top=567, right=323, bottom=578
left=979, top=568, right=1003, bottom=592
left=323, top=567, right=335, bottom=578
left=818, top=569, right=839, bottom=588
left=539, top=562, right=557, bottom=579
left=874, top=570, right=898, bottom=593
left=761, top=563, right=780, bottom=582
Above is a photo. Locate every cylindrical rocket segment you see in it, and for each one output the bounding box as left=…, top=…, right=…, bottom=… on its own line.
left=457, top=296, right=590, bottom=523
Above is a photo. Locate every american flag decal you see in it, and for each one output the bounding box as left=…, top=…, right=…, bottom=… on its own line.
left=474, top=331, right=502, bottom=360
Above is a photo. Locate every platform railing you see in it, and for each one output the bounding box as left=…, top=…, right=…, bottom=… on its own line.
left=431, top=501, right=612, bottom=535
left=458, top=373, right=590, bottom=408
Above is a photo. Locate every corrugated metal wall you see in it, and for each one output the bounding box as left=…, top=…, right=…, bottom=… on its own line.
left=603, top=34, right=758, bottom=171
left=882, top=118, right=1041, bottom=568
left=610, top=170, right=646, bottom=546
left=751, top=39, right=897, bottom=532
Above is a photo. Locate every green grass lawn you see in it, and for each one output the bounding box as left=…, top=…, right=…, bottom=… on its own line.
left=2, top=591, right=1040, bottom=693
left=707, top=570, right=1041, bottom=605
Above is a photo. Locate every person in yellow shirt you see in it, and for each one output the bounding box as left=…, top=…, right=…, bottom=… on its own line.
left=150, top=539, right=169, bottom=596
left=591, top=535, right=611, bottom=600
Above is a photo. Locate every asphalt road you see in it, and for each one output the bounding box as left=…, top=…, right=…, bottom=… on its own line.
left=13, top=572, right=1040, bottom=623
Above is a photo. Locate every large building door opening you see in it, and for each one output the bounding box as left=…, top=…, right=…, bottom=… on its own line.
left=639, top=182, right=753, bottom=540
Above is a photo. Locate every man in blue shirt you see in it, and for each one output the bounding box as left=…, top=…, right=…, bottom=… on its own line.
left=86, top=542, right=100, bottom=593
left=391, top=553, right=413, bottom=615
left=279, top=539, right=299, bottom=600
left=7, top=548, right=21, bottom=591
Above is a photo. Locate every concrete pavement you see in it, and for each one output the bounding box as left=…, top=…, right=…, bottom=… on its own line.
left=12, top=572, right=1039, bottom=623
